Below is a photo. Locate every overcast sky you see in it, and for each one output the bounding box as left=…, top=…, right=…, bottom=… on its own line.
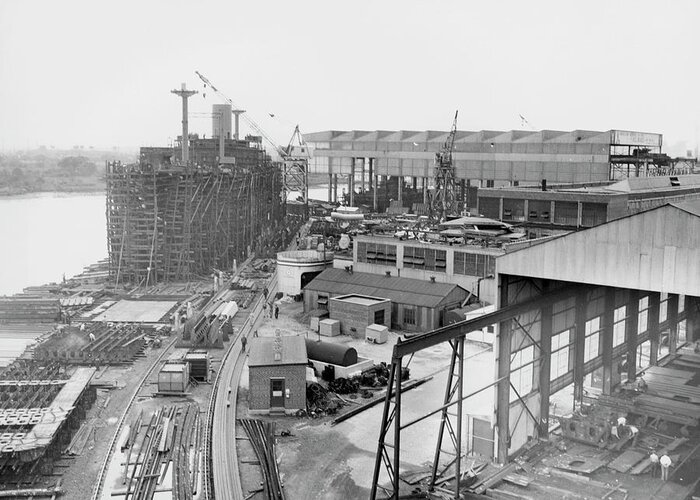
left=1, top=0, right=698, bottom=155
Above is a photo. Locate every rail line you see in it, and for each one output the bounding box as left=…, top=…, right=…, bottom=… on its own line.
left=90, top=334, right=179, bottom=500
left=203, top=271, right=276, bottom=499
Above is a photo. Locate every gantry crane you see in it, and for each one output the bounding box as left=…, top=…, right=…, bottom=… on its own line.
left=431, top=111, right=459, bottom=221
left=194, top=71, right=310, bottom=214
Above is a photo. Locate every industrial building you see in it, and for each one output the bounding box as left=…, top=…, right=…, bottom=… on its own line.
left=303, top=268, right=468, bottom=332
left=477, top=174, right=700, bottom=236
left=351, top=234, right=500, bottom=304
left=370, top=201, right=700, bottom=500
left=303, top=129, right=690, bottom=209
left=493, top=201, right=700, bottom=461
left=328, top=294, right=391, bottom=338
left=248, top=334, right=308, bottom=414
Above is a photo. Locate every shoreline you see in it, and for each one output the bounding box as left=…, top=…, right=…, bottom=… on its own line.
left=0, top=187, right=105, bottom=199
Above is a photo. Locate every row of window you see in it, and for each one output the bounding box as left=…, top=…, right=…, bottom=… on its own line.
left=356, top=242, right=494, bottom=277
left=480, top=198, right=608, bottom=227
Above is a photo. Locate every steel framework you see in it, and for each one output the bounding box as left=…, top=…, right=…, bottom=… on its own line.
left=432, top=111, right=459, bottom=220
left=370, top=284, right=580, bottom=499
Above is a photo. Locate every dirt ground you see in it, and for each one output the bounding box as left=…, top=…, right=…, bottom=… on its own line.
left=236, top=297, right=495, bottom=500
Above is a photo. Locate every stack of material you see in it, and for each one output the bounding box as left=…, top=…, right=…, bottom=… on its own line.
left=0, top=298, right=60, bottom=323
left=121, top=404, right=201, bottom=500
left=597, top=393, right=699, bottom=426
left=184, top=351, right=210, bottom=382
left=239, top=419, right=285, bottom=500
left=386, top=200, right=408, bottom=215
left=412, top=202, right=430, bottom=216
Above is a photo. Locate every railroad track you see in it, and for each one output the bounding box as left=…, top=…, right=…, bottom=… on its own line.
left=90, top=334, right=178, bottom=500
left=203, top=271, right=277, bottom=500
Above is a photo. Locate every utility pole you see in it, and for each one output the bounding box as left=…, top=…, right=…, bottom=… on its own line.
left=171, top=83, right=198, bottom=164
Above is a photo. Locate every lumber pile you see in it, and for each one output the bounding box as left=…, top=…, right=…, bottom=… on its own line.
left=239, top=419, right=285, bottom=500
left=0, top=298, right=60, bottom=323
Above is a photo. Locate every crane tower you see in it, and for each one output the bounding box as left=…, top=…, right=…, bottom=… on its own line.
left=431, top=111, right=459, bottom=220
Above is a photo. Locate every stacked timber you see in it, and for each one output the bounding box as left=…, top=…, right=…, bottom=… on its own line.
left=0, top=298, right=60, bottom=323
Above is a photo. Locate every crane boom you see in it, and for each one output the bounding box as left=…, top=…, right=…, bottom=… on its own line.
left=194, top=71, right=286, bottom=157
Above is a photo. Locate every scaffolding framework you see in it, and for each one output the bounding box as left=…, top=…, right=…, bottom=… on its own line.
left=106, top=161, right=282, bottom=285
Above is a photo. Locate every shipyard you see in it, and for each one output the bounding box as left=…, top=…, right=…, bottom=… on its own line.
left=2, top=2, right=700, bottom=500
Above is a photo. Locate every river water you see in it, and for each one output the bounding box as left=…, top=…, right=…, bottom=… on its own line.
left=0, top=184, right=347, bottom=297
left=0, top=193, right=107, bottom=296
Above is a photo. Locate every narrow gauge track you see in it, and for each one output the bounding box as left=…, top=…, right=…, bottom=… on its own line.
left=91, top=258, right=259, bottom=500
left=203, top=272, right=276, bottom=500
left=90, top=334, right=179, bottom=500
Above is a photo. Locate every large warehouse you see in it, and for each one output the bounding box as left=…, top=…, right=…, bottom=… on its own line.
left=304, top=129, right=667, bottom=206
left=371, top=201, right=700, bottom=500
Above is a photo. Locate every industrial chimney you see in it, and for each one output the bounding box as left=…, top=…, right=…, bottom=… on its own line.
left=212, top=104, right=232, bottom=139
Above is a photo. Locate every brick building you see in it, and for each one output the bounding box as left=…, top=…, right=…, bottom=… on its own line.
left=329, top=294, right=391, bottom=338
left=248, top=335, right=307, bottom=415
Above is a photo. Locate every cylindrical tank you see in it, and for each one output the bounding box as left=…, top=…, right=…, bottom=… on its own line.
left=305, top=339, right=358, bottom=367
left=277, top=250, right=334, bottom=296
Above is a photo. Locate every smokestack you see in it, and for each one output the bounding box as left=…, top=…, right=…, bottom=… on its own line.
left=212, top=104, right=232, bottom=139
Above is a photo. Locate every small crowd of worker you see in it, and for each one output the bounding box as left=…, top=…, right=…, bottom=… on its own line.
left=611, top=415, right=673, bottom=481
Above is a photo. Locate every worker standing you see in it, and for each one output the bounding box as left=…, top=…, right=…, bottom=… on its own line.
left=649, top=452, right=659, bottom=478
left=241, top=335, right=247, bottom=352
left=628, top=425, right=639, bottom=446
left=660, top=454, right=672, bottom=481
left=274, top=305, right=279, bottom=319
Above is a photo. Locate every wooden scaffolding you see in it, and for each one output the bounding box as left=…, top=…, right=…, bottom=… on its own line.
left=106, top=161, right=282, bottom=286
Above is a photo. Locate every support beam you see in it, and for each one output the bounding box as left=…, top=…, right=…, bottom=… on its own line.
left=572, top=290, right=587, bottom=408
left=538, top=302, right=553, bottom=437
left=686, top=296, right=700, bottom=343
left=668, top=294, right=679, bottom=356
left=496, top=276, right=512, bottom=462
left=601, top=287, right=615, bottom=394
left=648, top=292, right=661, bottom=365
left=349, top=162, right=355, bottom=206
left=625, top=290, right=640, bottom=381
left=170, top=83, right=198, bottom=164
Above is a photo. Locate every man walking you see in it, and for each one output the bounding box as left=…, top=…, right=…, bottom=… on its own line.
left=660, top=454, right=672, bottom=481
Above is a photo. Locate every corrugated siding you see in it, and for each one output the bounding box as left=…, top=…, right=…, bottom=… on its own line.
left=497, top=205, right=700, bottom=296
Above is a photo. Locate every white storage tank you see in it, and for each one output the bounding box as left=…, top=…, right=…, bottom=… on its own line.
left=277, top=250, right=334, bottom=296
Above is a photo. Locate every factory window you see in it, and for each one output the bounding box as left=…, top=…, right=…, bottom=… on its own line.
left=581, top=203, right=607, bottom=227
left=553, top=201, right=578, bottom=226
left=637, top=340, right=652, bottom=372
left=638, top=296, right=649, bottom=334
left=678, top=294, right=685, bottom=314
left=678, top=319, right=687, bottom=346
left=403, top=306, right=416, bottom=326
left=478, top=197, right=500, bottom=219
left=613, top=306, right=626, bottom=347
left=317, top=294, right=329, bottom=310
left=584, top=317, right=600, bottom=362
left=510, top=345, right=534, bottom=402
left=550, top=329, right=571, bottom=381
left=453, top=252, right=494, bottom=277
left=503, top=199, right=525, bottom=222
left=403, top=246, right=446, bottom=272
left=357, top=242, right=397, bottom=266
left=659, top=292, right=668, bottom=323
left=374, top=309, right=385, bottom=325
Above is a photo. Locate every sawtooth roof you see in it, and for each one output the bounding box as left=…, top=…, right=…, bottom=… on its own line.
left=303, top=268, right=468, bottom=308
left=497, top=203, right=700, bottom=296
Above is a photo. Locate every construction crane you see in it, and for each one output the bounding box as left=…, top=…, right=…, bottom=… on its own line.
left=431, top=111, right=459, bottom=221
left=194, top=71, right=310, bottom=214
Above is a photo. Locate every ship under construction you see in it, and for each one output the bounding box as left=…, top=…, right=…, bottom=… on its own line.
left=106, top=83, right=292, bottom=286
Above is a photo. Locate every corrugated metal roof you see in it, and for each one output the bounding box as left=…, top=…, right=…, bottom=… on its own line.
left=249, top=335, right=307, bottom=367
left=497, top=204, right=700, bottom=296
left=304, top=269, right=467, bottom=308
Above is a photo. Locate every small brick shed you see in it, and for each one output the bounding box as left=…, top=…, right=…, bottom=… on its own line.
left=329, top=294, right=391, bottom=338
left=248, top=335, right=307, bottom=414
